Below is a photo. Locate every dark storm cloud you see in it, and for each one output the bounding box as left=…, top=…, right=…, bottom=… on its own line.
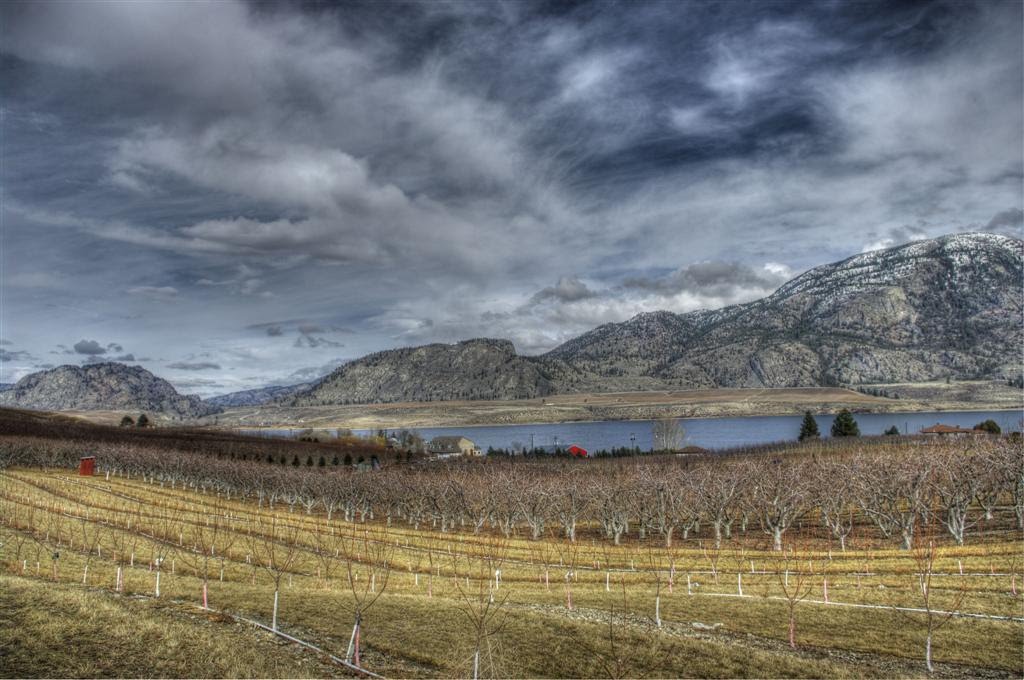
left=0, top=349, right=33, bottom=363
left=1, top=0, right=1021, bottom=388
left=167, top=361, right=221, bottom=371
left=530, top=276, right=596, bottom=304
left=295, top=334, right=344, bottom=349
left=986, top=208, right=1024, bottom=235
left=73, top=339, right=108, bottom=356
left=85, top=354, right=135, bottom=364
left=623, top=262, right=790, bottom=298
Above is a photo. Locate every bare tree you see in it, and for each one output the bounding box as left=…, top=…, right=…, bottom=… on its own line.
left=450, top=535, right=510, bottom=679
left=771, top=545, right=816, bottom=649
left=246, top=515, right=301, bottom=631
left=340, top=527, right=393, bottom=668
left=750, top=458, right=809, bottom=551
left=892, top=535, right=968, bottom=672
left=652, top=418, right=685, bottom=452
left=179, top=499, right=236, bottom=608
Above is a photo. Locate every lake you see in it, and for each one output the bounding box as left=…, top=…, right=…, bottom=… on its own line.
left=241, top=408, right=1022, bottom=452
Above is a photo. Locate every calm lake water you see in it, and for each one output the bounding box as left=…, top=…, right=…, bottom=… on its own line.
left=242, top=409, right=1022, bottom=452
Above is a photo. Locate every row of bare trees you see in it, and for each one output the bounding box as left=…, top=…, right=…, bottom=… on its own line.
left=2, top=434, right=1020, bottom=550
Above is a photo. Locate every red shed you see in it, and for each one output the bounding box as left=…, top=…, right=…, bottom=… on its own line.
left=567, top=444, right=588, bottom=458
left=79, top=456, right=96, bottom=476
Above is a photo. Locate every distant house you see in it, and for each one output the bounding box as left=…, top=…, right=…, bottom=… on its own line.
left=919, top=423, right=981, bottom=436
left=567, top=444, right=588, bottom=458
left=428, top=436, right=481, bottom=457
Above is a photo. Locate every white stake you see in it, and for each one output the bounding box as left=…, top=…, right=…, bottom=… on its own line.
left=737, top=572, right=743, bottom=596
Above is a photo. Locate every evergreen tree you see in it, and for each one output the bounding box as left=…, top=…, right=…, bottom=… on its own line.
left=306, top=455, right=314, bottom=466
left=883, top=425, right=901, bottom=436
left=136, top=413, right=150, bottom=428
left=292, top=455, right=300, bottom=466
left=119, top=415, right=135, bottom=427
left=798, top=411, right=820, bottom=441
left=344, top=453, right=353, bottom=466
left=831, top=409, right=860, bottom=437
left=318, top=456, right=326, bottom=467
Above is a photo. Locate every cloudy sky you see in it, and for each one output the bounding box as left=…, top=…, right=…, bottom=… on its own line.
left=1, top=0, right=1021, bottom=396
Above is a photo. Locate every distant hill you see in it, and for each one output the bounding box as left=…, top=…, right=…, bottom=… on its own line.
left=288, top=338, right=555, bottom=405
left=543, top=232, right=1023, bottom=390
left=206, top=383, right=312, bottom=407
left=0, top=363, right=219, bottom=418
left=0, top=383, right=12, bottom=392
left=293, top=233, right=1023, bottom=404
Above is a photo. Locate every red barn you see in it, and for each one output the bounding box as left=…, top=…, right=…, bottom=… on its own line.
left=567, top=444, right=588, bottom=458
left=79, top=456, right=96, bottom=476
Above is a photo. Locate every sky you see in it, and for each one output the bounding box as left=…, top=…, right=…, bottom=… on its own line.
left=1, top=0, right=1022, bottom=396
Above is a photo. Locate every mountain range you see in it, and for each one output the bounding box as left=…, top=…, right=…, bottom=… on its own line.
left=287, top=232, right=1022, bottom=405
left=2, top=233, right=1020, bottom=414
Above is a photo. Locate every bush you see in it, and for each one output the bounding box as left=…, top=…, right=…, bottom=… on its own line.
left=974, top=419, right=1001, bottom=434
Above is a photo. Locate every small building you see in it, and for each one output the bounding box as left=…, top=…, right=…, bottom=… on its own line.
left=427, top=436, right=481, bottom=457
left=567, top=444, right=589, bottom=458
left=919, top=423, right=981, bottom=436
left=79, top=456, right=96, bottom=476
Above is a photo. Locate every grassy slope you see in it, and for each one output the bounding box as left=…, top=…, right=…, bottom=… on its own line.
left=0, top=575, right=342, bottom=679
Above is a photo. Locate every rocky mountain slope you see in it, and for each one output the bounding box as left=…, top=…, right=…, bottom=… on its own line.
left=206, top=383, right=312, bottom=408
left=292, top=232, right=1022, bottom=404
left=543, top=233, right=1023, bottom=390
left=288, top=339, right=555, bottom=405
left=0, top=363, right=219, bottom=418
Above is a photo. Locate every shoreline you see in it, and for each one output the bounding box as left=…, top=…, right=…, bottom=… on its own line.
left=208, top=389, right=1021, bottom=431
left=227, top=404, right=1024, bottom=434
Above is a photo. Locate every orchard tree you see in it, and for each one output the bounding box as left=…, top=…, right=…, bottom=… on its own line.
left=119, top=415, right=135, bottom=427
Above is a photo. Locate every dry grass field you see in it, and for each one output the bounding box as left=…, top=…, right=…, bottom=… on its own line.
left=203, top=381, right=1024, bottom=430
left=2, top=462, right=1021, bottom=679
